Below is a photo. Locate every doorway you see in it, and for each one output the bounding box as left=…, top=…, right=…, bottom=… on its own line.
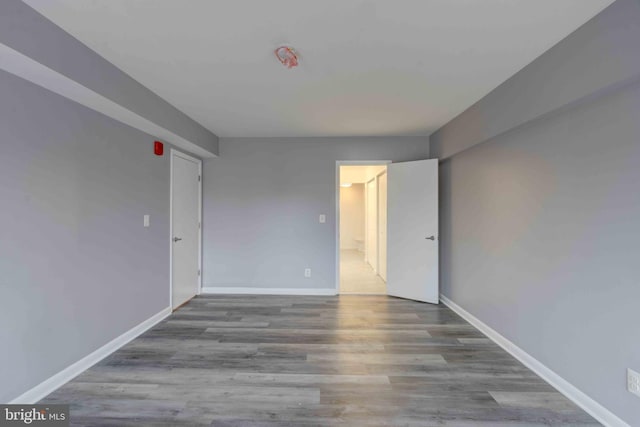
left=336, top=159, right=440, bottom=303
left=170, top=149, right=202, bottom=310
left=338, top=163, right=388, bottom=294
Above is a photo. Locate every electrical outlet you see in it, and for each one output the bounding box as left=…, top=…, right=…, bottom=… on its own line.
left=319, top=214, right=326, bottom=223
left=628, top=368, right=640, bottom=397
left=143, top=215, right=150, bottom=227
left=304, top=268, right=311, bottom=278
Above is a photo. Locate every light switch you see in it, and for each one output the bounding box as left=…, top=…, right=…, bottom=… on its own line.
left=143, top=215, right=150, bottom=227
left=319, top=214, right=326, bottom=223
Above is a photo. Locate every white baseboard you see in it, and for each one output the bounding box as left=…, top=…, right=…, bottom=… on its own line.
left=9, top=306, right=171, bottom=404
left=439, top=295, right=629, bottom=427
left=202, top=287, right=337, bottom=296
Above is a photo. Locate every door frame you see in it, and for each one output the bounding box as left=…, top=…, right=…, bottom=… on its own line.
left=376, top=169, right=388, bottom=282
left=365, top=177, right=378, bottom=272
left=170, top=148, right=203, bottom=309
left=335, top=160, right=391, bottom=294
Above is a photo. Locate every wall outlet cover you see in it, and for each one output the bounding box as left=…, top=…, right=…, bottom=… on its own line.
left=304, top=268, right=311, bottom=278
left=143, top=214, right=150, bottom=227
left=319, top=214, right=326, bottom=223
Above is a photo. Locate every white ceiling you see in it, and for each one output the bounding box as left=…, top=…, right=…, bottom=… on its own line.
left=341, top=165, right=387, bottom=185
left=24, top=0, right=613, bottom=138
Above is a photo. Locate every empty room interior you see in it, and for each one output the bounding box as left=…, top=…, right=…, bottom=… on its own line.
left=1, top=0, right=639, bottom=426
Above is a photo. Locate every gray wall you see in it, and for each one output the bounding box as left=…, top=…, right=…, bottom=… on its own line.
left=202, top=137, right=429, bottom=290
left=435, top=1, right=640, bottom=423
left=431, top=0, right=640, bottom=160
left=0, top=69, right=174, bottom=402
left=0, top=0, right=218, bottom=156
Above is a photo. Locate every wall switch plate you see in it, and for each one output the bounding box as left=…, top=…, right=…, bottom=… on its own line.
left=319, top=214, right=326, bottom=223
left=304, top=268, right=311, bottom=278
left=143, top=215, right=150, bottom=227
left=628, top=368, right=640, bottom=397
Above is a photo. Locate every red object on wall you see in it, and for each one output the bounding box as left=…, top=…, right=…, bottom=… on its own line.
left=154, top=141, right=164, bottom=156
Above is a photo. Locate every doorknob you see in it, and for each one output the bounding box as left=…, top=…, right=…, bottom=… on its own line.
left=425, top=236, right=435, bottom=240
left=173, top=237, right=182, bottom=242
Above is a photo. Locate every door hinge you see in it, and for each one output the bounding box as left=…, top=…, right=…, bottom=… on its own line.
left=198, top=175, right=201, bottom=182
left=198, top=269, right=201, bottom=276
left=198, top=222, right=201, bottom=229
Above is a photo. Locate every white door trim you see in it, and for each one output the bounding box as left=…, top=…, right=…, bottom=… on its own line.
left=335, top=160, right=391, bottom=294
left=376, top=169, right=388, bottom=282
left=365, top=176, right=378, bottom=273
left=170, top=149, right=203, bottom=310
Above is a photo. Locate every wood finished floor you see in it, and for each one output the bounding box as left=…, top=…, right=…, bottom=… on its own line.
left=42, top=295, right=599, bottom=426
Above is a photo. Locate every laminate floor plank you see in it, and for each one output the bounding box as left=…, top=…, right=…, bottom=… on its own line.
left=40, top=295, right=599, bottom=426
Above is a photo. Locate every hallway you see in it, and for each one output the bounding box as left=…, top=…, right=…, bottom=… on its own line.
left=340, top=249, right=386, bottom=294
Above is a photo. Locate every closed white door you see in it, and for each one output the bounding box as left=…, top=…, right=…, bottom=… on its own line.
left=366, top=178, right=378, bottom=272
left=387, top=159, right=438, bottom=304
left=377, top=172, right=387, bottom=281
left=171, top=151, right=201, bottom=309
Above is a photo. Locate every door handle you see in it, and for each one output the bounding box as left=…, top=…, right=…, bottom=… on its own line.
left=173, top=237, right=183, bottom=242
left=425, top=236, right=435, bottom=240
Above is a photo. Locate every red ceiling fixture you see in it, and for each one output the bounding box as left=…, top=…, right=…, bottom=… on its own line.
left=274, top=46, right=299, bottom=69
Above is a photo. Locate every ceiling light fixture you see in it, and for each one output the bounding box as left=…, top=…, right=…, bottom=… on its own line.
left=274, top=46, right=299, bottom=69
left=340, top=183, right=352, bottom=188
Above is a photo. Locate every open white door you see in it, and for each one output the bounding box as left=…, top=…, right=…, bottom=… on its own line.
left=171, top=150, right=201, bottom=310
left=387, top=159, right=438, bottom=304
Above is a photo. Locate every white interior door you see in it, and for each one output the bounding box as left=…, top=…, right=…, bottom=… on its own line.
left=377, top=172, right=387, bottom=281
left=365, top=178, right=378, bottom=272
left=387, top=159, right=438, bottom=304
left=171, top=150, right=201, bottom=310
